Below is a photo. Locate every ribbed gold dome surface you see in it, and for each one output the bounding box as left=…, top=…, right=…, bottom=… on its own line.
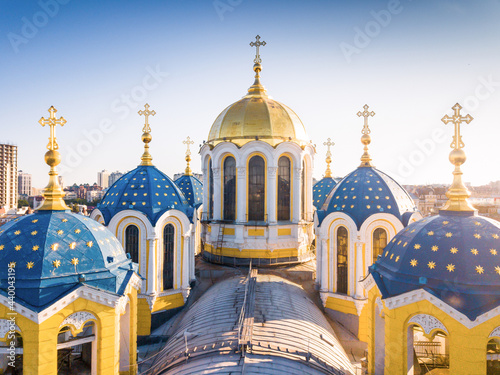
left=207, top=64, right=309, bottom=148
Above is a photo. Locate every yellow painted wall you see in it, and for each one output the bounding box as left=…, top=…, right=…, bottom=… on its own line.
left=0, top=292, right=138, bottom=375
left=137, top=298, right=152, bottom=336
left=222, top=227, right=235, bottom=235
left=325, top=296, right=358, bottom=316
left=151, top=293, right=185, bottom=313
left=204, top=243, right=298, bottom=259
left=366, top=285, right=500, bottom=375
left=278, top=228, right=292, bottom=236
left=247, top=228, right=265, bottom=236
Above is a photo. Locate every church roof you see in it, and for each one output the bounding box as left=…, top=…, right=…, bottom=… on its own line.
left=313, top=177, right=338, bottom=210
left=147, top=274, right=355, bottom=375
left=97, top=165, right=193, bottom=225
left=174, top=174, right=203, bottom=208
left=371, top=211, right=500, bottom=320
left=317, top=167, right=417, bottom=229
left=0, top=210, right=137, bottom=311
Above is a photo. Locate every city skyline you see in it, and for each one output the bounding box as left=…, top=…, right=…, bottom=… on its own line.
left=2, top=0, right=500, bottom=188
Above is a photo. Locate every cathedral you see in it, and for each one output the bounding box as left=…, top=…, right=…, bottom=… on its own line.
left=1, top=36, right=500, bottom=375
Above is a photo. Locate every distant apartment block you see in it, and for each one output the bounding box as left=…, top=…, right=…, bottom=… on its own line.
left=18, top=170, right=32, bottom=196
left=98, top=170, right=110, bottom=189
left=109, top=171, right=124, bottom=186
left=0, top=144, right=18, bottom=210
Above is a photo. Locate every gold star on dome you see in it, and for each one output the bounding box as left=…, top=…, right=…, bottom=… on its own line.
left=474, top=233, right=481, bottom=239
left=57, top=230, right=64, bottom=235
left=450, top=247, right=458, bottom=254
left=474, top=221, right=482, bottom=226
left=0, top=245, right=4, bottom=250
left=26, top=261, right=34, bottom=269
left=384, top=251, right=389, bottom=257
left=496, top=266, right=500, bottom=275
left=62, top=218, right=68, bottom=223
left=74, top=229, right=81, bottom=234
left=14, top=245, right=21, bottom=251
left=414, top=244, right=421, bottom=250
left=491, top=249, right=498, bottom=255
left=493, top=234, right=499, bottom=239
left=446, top=264, right=455, bottom=272
left=476, top=265, right=484, bottom=274
left=432, top=245, right=439, bottom=252
left=442, top=221, right=449, bottom=225
left=51, top=243, right=59, bottom=251
left=445, top=232, right=453, bottom=238
left=427, top=231, right=434, bottom=236
left=71, top=258, right=79, bottom=265
left=14, top=230, right=20, bottom=235
left=69, top=242, right=76, bottom=250
left=32, top=245, right=39, bottom=251
left=428, top=261, right=436, bottom=269
left=403, top=242, right=408, bottom=247
left=86, top=241, right=93, bottom=248
left=8, top=262, right=16, bottom=268
left=410, top=259, right=418, bottom=267
left=411, top=229, right=416, bottom=233
left=32, top=219, right=38, bottom=223
left=390, top=253, right=394, bottom=259
left=31, top=231, right=37, bottom=236
left=53, top=260, right=61, bottom=268
left=471, top=248, right=478, bottom=255
left=395, top=256, right=400, bottom=262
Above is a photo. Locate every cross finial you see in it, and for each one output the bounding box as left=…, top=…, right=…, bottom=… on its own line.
left=37, top=106, right=70, bottom=211
left=323, top=138, right=335, bottom=178
left=250, top=35, right=266, bottom=64
left=357, top=104, right=375, bottom=134
left=357, top=104, right=375, bottom=167
left=183, top=136, right=195, bottom=176
left=138, top=103, right=156, bottom=166
left=441, top=103, right=473, bottom=150
left=440, top=103, right=475, bottom=213
left=138, top=103, right=156, bottom=133
left=39, top=106, right=67, bottom=151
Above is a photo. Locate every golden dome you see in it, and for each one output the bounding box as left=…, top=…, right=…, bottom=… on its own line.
left=207, top=63, right=309, bottom=148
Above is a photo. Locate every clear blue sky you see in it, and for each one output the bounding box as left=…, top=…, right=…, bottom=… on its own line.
left=2, top=0, right=500, bottom=189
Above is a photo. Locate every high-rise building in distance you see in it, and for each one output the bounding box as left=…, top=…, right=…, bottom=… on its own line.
left=0, top=144, right=18, bottom=210
left=18, top=170, right=32, bottom=197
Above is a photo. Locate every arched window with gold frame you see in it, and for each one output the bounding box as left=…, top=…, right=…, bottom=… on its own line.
left=223, top=156, right=236, bottom=221
left=208, top=158, right=214, bottom=220
left=125, top=225, right=139, bottom=263
left=163, top=224, right=175, bottom=290
left=248, top=155, right=265, bottom=221
left=372, top=228, right=388, bottom=264
left=277, top=156, right=291, bottom=221
left=336, top=226, right=348, bottom=294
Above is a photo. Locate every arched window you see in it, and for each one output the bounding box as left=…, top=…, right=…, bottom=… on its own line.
left=373, top=228, right=388, bottom=264
left=248, top=155, right=265, bottom=221
left=407, top=325, right=449, bottom=372
left=163, top=224, right=175, bottom=290
left=301, top=160, right=307, bottom=220
left=337, top=226, right=348, bottom=294
left=208, top=159, right=214, bottom=220
left=125, top=225, right=139, bottom=263
left=277, top=156, right=291, bottom=221
left=223, top=156, right=236, bottom=221
left=487, top=338, right=500, bottom=374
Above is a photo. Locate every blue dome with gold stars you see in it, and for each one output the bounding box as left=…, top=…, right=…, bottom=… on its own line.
left=0, top=210, right=138, bottom=312
left=175, top=174, right=203, bottom=208
left=313, top=177, right=338, bottom=210
left=370, top=211, right=500, bottom=320
left=317, top=167, right=418, bottom=229
left=97, top=165, right=193, bottom=225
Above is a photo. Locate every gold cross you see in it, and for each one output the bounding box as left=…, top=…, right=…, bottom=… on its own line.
left=183, top=136, right=194, bottom=156
left=250, top=35, right=266, bottom=64
left=138, top=103, right=156, bottom=132
left=323, top=138, right=335, bottom=178
left=441, top=103, right=473, bottom=150
left=39, top=106, right=66, bottom=151
left=357, top=104, right=375, bottom=134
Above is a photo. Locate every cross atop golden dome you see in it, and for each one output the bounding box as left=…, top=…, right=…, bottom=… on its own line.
left=37, top=106, right=70, bottom=211
left=323, top=138, right=335, bottom=178
left=440, top=103, right=475, bottom=212
left=246, top=35, right=268, bottom=98
left=183, top=136, right=194, bottom=176
left=357, top=104, right=375, bottom=168
left=138, top=103, right=156, bottom=166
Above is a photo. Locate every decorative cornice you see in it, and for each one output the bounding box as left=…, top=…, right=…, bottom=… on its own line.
left=408, top=314, right=448, bottom=335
